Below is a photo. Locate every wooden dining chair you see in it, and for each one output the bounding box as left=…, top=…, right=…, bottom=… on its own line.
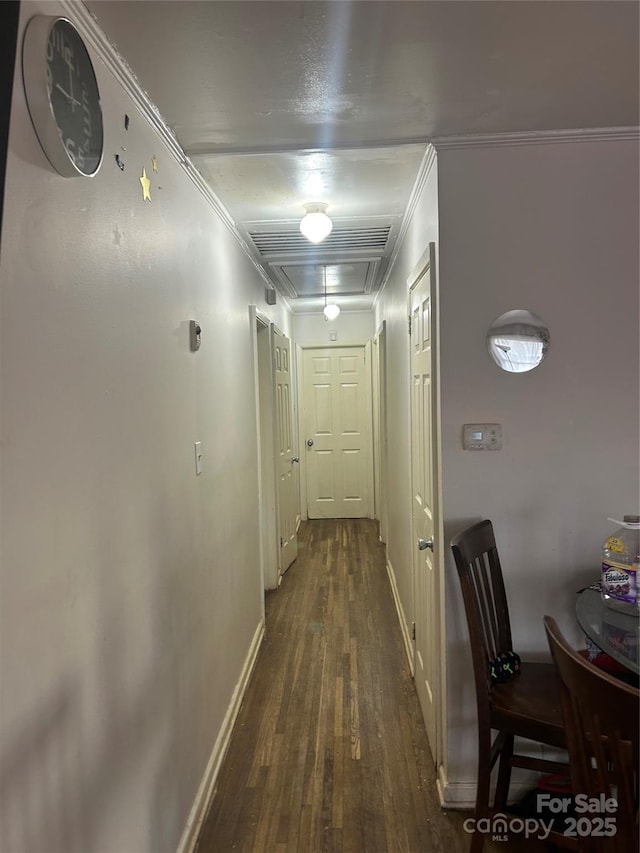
left=544, top=615, right=639, bottom=853
left=451, top=520, right=570, bottom=853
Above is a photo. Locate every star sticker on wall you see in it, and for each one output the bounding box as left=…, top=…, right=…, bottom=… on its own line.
left=140, top=168, right=151, bottom=201
left=151, top=155, right=158, bottom=173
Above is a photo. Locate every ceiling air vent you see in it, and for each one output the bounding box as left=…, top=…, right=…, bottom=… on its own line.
left=249, top=225, right=392, bottom=259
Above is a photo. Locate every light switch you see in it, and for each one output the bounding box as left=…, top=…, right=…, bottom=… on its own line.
left=463, top=423, right=502, bottom=450
left=194, top=441, right=203, bottom=474
left=330, top=330, right=338, bottom=341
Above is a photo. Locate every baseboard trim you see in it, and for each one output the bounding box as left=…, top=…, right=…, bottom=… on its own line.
left=437, top=763, right=545, bottom=810
left=176, top=619, right=265, bottom=853
left=385, top=557, right=414, bottom=676
left=437, top=764, right=476, bottom=809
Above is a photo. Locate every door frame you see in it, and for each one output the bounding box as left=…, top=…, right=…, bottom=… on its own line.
left=297, top=341, right=373, bottom=521
left=250, top=306, right=280, bottom=592
left=407, top=244, right=446, bottom=772
left=372, top=321, right=388, bottom=543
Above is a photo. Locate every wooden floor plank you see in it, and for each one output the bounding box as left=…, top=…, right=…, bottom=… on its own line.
left=195, top=519, right=525, bottom=852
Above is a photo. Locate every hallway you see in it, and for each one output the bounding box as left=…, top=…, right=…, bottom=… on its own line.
left=195, top=519, right=469, bottom=852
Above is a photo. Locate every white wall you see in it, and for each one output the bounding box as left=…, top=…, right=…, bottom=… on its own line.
left=437, top=137, right=640, bottom=789
left=375, top=135, right=639, bottom=802
left=293, top=309, right=375, bottom=347
left=0, top=4, right=290, bottom=851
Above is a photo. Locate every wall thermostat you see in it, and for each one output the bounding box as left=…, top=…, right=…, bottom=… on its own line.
left=463, top=423, right=502, bottom=450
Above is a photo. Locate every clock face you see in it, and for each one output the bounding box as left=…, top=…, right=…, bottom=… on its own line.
left=46, top=20, right=103, bottom=176
left=23, top=16, right=104, bottom=177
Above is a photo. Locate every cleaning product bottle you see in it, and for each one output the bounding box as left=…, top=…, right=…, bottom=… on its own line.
left=601, top=515, right=640, bottom=615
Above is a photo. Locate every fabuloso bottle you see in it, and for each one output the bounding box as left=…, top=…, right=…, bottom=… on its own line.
left=601, top=516, right=640, bottom=615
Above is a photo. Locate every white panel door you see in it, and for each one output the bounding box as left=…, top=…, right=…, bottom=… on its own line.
left=409, top=244, right=438, bottom=760
left=303, top=346, right=372, bottom=519
left=273, top=328, right=298, bottom=573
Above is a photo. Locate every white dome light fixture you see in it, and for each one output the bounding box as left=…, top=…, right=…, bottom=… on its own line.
left=321, top=264, right=340, bottom=321
left=323, top=303, right=340, bottom=321
left=300, top=202, right=333, bottom=244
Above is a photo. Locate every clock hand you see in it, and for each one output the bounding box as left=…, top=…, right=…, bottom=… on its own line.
left=68, top=60, right=75, bottom=112
left=55, top=82, right=81, bottom=108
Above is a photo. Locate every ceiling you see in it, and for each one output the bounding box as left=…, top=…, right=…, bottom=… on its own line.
left=86, top=0, right=639, bottom=314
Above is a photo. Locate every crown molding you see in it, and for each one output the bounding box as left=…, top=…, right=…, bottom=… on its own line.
left=374, top=144, right=437, bottom=306
left=58, top=3, right=639, bottom=307
left=61, top=2, right=272, bottom=289
left=66, top=2, right=230, bottom=229
left=431, top=126, right=640, bottom=150
left=396, top=144, right=437, bottom=245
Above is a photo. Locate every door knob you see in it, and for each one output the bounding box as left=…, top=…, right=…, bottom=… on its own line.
left=291, top=456, right=300, bottom=463
left=306, top=438, right=314, bottom=447
left=418, top=538, right=434, bottom=551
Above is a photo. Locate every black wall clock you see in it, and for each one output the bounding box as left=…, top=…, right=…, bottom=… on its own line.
left=22, top=16, right=104, bottom=177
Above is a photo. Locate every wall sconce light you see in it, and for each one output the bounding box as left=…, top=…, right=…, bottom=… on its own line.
left=300, top=202, right=333, bottom=244
left=322, top=265, right=340, bottom=321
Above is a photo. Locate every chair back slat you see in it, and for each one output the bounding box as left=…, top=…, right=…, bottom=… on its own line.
left=476, top=553, right=504, bottom=659
left=544, top=616, right=639, bottom=853
left=451, top=521, right=513, bottom=696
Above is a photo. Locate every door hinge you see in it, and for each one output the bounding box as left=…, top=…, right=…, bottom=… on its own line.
left=408, top=314, right=412, bottom=336
left=411, top=621, right=416, bottom=641
left=280, top=537, right=284, bottom=548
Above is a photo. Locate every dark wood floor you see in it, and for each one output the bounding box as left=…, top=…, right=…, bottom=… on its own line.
left=195, top=519, right=519, bottom=853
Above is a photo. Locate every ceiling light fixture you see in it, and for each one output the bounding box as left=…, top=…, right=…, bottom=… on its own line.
left=300, top=202, right=333, bottom=244
left=322, top=264, right=340, bottom=321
